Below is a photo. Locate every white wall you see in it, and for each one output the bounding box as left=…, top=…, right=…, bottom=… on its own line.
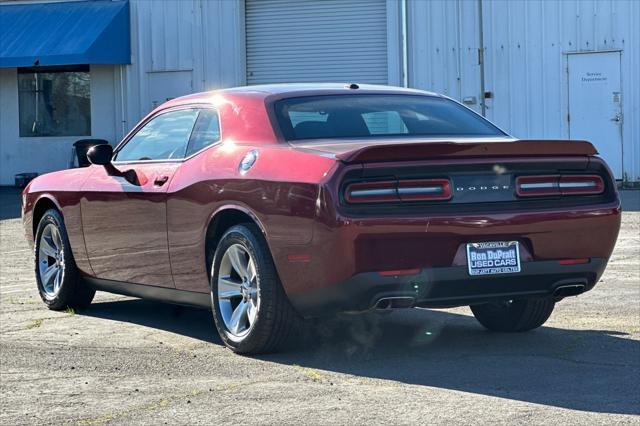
left=482, top=0, right=639, bottom=181
left=408, top=0, right=640, bottom=181
left=117, top=0, right=403, bottom=140
left=1, top=0, right=638, bottom=183
left=114, top=0, right=246, bottom=141
left=408, top=0, right=482, bottom=114
left=0, top=65, right=117, bottom=185
left=0, top=0, right=245, bottom=184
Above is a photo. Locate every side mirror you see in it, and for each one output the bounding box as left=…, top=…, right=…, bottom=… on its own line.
left=87, top=144, right=113, bottom=166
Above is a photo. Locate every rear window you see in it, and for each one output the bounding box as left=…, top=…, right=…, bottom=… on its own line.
left=274, top=95, right=505, bottom=142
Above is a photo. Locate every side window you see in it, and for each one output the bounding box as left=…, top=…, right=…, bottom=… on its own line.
left=185, top=109, right=221, bottom=157
left=116, top=109, right=199, bottom=161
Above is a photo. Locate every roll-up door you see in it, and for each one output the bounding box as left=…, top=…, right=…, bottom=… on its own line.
left=245, top=0, right=388, bottom=85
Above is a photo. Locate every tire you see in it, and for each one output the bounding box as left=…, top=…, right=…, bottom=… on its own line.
left=34, top=209, right=95, bottom=310
left=470, top=297, right=555, bottom=332
left=210, top=223, right=299, bottom=354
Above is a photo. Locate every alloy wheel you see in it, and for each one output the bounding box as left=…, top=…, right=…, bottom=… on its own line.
left=38, top=223, right=65, bottom=298
left=217, top=244, right=260, bottom=338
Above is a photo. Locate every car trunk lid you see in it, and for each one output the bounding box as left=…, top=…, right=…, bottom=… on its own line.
left=325, top=139, right=615, bottom=215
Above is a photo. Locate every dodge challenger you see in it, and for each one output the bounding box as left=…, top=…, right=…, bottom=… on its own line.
left=22, top=84, right=621, bottom=354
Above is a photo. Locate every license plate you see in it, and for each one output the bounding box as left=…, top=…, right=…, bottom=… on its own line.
left=466, top=241, right=521, bottom=276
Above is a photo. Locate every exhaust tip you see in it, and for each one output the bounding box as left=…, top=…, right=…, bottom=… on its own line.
left=554, top=284, right=586, bottom=298
left=374, top=297, right=415, bottom=310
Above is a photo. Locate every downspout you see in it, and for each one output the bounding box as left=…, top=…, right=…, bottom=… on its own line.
left=119, top=65, right=126, bottom=139
left=456, top=0, right=462, bottom=97
left=478, top=0, right=486, bottom=116
left=401, top=0, right=408, bottom=87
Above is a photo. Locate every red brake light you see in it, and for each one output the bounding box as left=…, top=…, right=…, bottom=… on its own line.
left=516, top=175, right=604, bottom=197
left=287, top=254, right=311, bottom=262
left=558, top=258, right=590, bottom=265
left=345, top=179, right=451, bottom=204
left=378, top=268, right=421, bottom=277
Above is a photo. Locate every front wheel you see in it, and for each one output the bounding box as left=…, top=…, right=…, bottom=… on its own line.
left=34, top=209, right=95, bottom=310
left=210, top=224, right=299, bottom=354
left=470, top=297, right=555, bottom=332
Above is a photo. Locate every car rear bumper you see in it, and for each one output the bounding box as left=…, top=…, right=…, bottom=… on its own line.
left=289, top=258, right=606, bottom=316
left=271, top=199, right=620, bottom=316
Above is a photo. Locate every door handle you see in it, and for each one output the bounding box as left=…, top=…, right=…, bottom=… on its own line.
left=154, top=175, right=169, bottom=186
left=610, top=113, right=622, bottom=122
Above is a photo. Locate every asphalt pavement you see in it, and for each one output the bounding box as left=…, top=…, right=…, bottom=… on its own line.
left=1, top=187, right=638, bottom=425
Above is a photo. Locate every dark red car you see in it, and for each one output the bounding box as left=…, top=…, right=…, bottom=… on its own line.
left=22, top=84, right=621, bottom=354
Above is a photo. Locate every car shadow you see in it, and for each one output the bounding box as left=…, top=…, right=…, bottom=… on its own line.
left=82, top=298, right=639, bottom=415
left=85, top=299, right=219, bottom=343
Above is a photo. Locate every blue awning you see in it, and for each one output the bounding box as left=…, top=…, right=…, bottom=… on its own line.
left=0, top=0, right=130, bottom=68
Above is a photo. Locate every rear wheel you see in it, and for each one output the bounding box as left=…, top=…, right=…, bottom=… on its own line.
left=35, top=209, right=95, bottom=310
left=470, top=297, right=555, bottom=332
left=210, top=224, right=298, bottom=354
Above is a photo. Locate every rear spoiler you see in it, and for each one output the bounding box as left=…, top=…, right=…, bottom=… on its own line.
left=336, top=140, right=598, bottom=164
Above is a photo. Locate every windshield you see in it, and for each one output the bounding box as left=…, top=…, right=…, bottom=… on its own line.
left=274, top=94, right=506, bottom=142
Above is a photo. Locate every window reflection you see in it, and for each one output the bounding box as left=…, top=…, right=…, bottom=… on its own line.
left=18, top=65, right=91, bottom=137
left=116, top=109, right=199, bottom=161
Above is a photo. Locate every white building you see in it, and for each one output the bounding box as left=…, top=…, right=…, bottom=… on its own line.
left=1, top=0, right=638, bottom=185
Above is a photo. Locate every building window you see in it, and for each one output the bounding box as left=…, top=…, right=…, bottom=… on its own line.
left=17, top=65, right=91, bottom=137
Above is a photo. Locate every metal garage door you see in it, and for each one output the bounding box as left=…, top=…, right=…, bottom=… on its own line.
left=245, top=0, right=388, bottom=85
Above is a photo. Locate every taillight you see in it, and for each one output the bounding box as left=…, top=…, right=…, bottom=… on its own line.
left=558, top=175, right=604, bottom=195
left=397, top=179, right=451, bottom=201
left=516, top=175, right=604, bottom=197
left=345, top=179, right=451, bottom=204
left=514, top=175, right=561, bottom=197
left=344, top=180, right=398, bottom=203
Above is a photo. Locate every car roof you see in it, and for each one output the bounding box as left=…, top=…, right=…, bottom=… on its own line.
left=222, top=83, right=438, bottom=96
left=165, top=83, right=441, bottom=106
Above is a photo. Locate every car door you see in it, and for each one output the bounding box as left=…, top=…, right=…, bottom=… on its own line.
left=164, top=108, right=224, bottom=293
left=81, top=107, right=199, bottom=287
